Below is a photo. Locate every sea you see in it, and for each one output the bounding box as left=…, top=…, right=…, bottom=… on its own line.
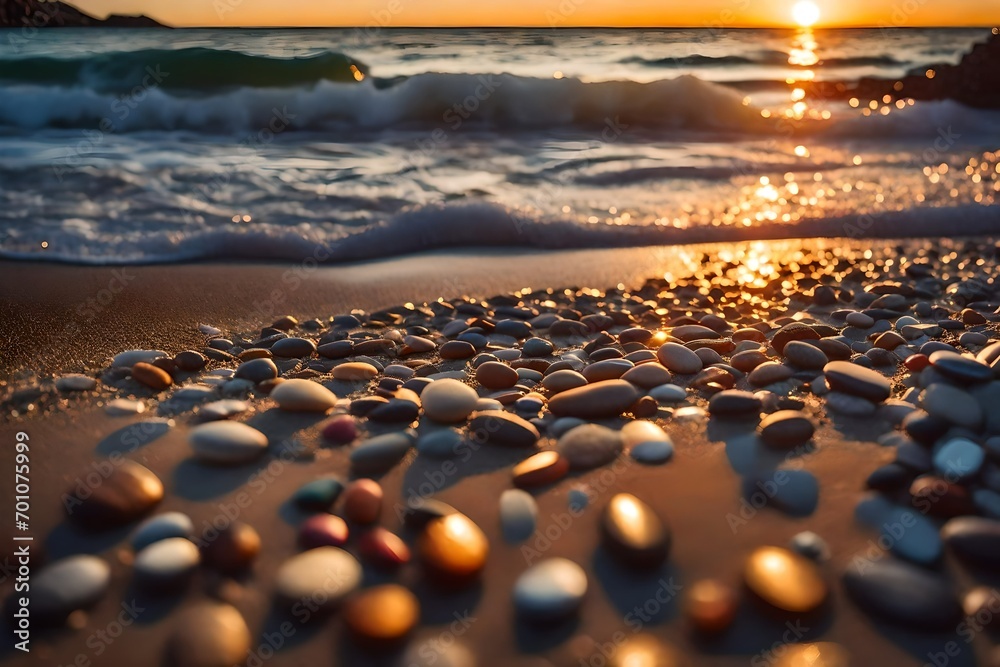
left=0, top=27, right=997, bottom=264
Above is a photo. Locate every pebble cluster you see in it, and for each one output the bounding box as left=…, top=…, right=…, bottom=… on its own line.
left=13, top=240, right=1000, bottom=666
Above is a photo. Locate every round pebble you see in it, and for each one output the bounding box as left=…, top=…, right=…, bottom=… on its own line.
left=134, top=537, right=200, bottom=590
left=65, top=459, right=163, bottom=528
left=421, top=378, right=480, bottom=423
left=342, top=479, right=384, bottom=524
left=420, top=513, right=489, bottom=581
left=656, top=342, right=703, bottom=374
left=758, top=410, right=815, bottom=448
left=549, top=379, right=640, bottom=419
left=557, top=424, right=623, bottom=470
left=275, top=547, right=362, bottom=610
left=602, top=493, right=670, bottom=568
left=513, top=450, right=569, bottom=488
left=32, top=555, right=111, bottom=621
left=167, top=603, right=251, bottom=667
left=345, top=585, right=419, bottom=642
left=189, top=421, right=268, bottom=464
left=744, top=546, right=827, bottom=613
left=201, top=522, right=260, bottom=572
left=131, top=512, right=194, bottom=551
left=299, top=513, right=349, bottom=549
left=513, top=558, right=588, bottom=620
left=500, top=489, right=538, bottom=543
left=270, top=378, right=338, bottom=412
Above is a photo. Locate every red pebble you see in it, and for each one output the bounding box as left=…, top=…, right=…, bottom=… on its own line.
left=342, top=479, right=383, bottom=524
left=904, top=354, right=929, bottom=372
left=321, top=415, right=358, bottom=444
left=358, top=527, right=411, bottom=569
left=298, top=514, right=349, bottom=549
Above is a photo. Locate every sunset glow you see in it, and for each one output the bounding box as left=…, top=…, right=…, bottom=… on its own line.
left=792, top=1, right=821, bottom=27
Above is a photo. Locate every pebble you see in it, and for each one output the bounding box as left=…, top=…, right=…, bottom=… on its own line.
left=744, top=546, right=827, bottom=613
left=201, top=522, right=260, bottom=572
left=332, top=362, right=379, bottom=381
left=823, top=361, right=891, bottom=402
left=783, top=341, right=828, bottom=369
left=66, top=459, right=162, bottom=528
left=542, top=369, right=589, bottom=394
left=770, top=322, right=821, bottom=355
left=271, top=337, right=317, bottom=358
left=342, top=479, right=383, bottom=524
left=842, top=558, right=960, bottom=629
left=468, top=410, right=540, bottom=447
left=855, top=496, right=942, bottom=565
left=500, top=489, right=538, bottom=543
left=522, top=337, right=555, bottom=356
left=417, top=428, right=465, bottom=458
left=189, top=421, right=268, bottom=464
left=350, top=431, right=414, bottom=473
left=929, top=350, right=993, bottom=383
left=299, top=513, right=349, bottom=548
left=167, top=603, right=251, bottom=667
left=513, top=558, right=588, bottom=620
left=922, top=383, right=983, bottom=428
left=933, top=438, right=985, bottom=480
left=649, top=383, right=687, bottom=403
left=270, top=378, right=338, bottom=412
left=344, top=585, right=420, bottom=642
left=758, top=410, right=815, bottom=448
left=476, top=361, right=519, bottom=389
left=747, top=361, right=794, bottom=387
left=275, top=547, right=362, bottom=610
left=621, top=420, right=673, bottom=464
left=234, top=358, right=278, bottom=383
left=319, top=415, right=358, bottom=444
left=656, top=342, right=703, bottom=374
left=32, top=555, right=111, bottom=621
left=846, top=312, right=875, bottom=328
left=421, top=378, right=480, bottom=423
left=420, top=513, right=489, bottom=581
left=557, top=424, right=623, bottom=470
left=134, top=537, right=200, bottom=590
left=56, top=374, right=96, bottom=392
left=941, top=517, right=1000, bottom=568
left=789, top=531, right=831, bottom=562
left=619, top=362, right=671, bottom=389
left=293, top=476, right=345, bottom=510
left=358, top=527, right=411, bottom=568
left=708, top=389, right=761, bottom=417
left=684, top=579, right=738, bottom=634
left=548, top=379, right=640, bottom=418
left=198, top=399, right=248, bottom=421
left=175, top=350, right=208, bottom=371
left=132, top=362, right=172, bottom=390
left=583, top=358, right=634, bottom=382
left=602, top=493, right=670, bottom=568
left=825, top=391, right=877, bottom=416
left=131, top=512, right=194, bottom=551
left=513, top=450, right=569, bottom=488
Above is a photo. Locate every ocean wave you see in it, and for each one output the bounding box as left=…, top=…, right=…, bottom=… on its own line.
left=623, top=52, right=904, bottom=68
left=0, top=48, right=367, bottom=92
left=2, top=201, right=998, bottom=265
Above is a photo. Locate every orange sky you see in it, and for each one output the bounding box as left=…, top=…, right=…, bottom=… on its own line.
left=74, top=0, right=998, bottom=27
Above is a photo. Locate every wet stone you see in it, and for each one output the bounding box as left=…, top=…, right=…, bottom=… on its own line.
left=748, top=362, right=794, bottom=387
left=420, top=513, right=489, bottom=581
left=548, top=379, right=640, bottom=419
left=234, top=358, right=278, bottom=383
left=476, top=361, right=519, bottom=389
left=468, top=410, right=540, bottom=447
left=823, top=361, right=891, bottom=402
left=922, top=383, right=982, bottom=428
left=132, top=362, right=172, bottom=390
left=271, top=337, right=317, bottom=358
left=933, top=438, right=985, bottom=481
left=514, top=558, right=588, bottom=620
left=557, top=424, right=623, bottom=470
left=602, top=493, right=670, bottom=569
left=783, top=341, right=828, bottom=369
left=66, top=459, right=163, bottom=528
left=656, top=342, right=703, bottom=374
left=708, top=389, right=761, bottom=418
left=941, top=517, right=1000, bottom=569
left=842, top=558, right=960, bottom=630
left=513, top=450, right=569, bottom=488
left=930, top=350, right=993, bottom=383
left=744, top=546, right=827, bottom=613
left=758, top=410, right=815, bottom=448
left=825, top=391, right=877, bottom=416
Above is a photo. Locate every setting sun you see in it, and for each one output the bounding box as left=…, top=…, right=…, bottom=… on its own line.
left=792, top=1, right=821, bottom=27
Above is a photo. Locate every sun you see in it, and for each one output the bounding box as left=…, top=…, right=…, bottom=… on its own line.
left=791, top=1, right=821, bottom=27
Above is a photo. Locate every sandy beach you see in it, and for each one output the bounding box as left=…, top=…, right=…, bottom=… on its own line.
left=3, top=236, right=1000, bottom=666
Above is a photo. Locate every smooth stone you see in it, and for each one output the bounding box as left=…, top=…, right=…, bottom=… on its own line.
left=198, top=399, right=249, bottom=421
left=514, top=558, right=588, bottom=620
left=299, top=513, right=349, bottom=548
left=32, top=555, right=111, bottom=621
left=783, top=341, right=828, bottom=369
left=583, top=359, right=634, bottom=383
left=557, top=424, right=623, bottom=470
left=522, top=337, right=555, bottom=356
left=271, top=337, right=317, bottom=358
left=825, top=391, right=877, bottom=416
left=420, top=513, right=489, bottom=580
left=842, top=558, right=960, bottom=629
left=270, top=378, right=338, bottom=412
left=201, top=522, right=260, bottom=572
left=134, top=537, right=200, bottom=590
left=350, top=431, right=414, bottom=474
left=621, top=363, right=673, bottom=389
left=855, top=495, right=943, bottom=565
left=568, top=487, right=590, bottom=512
left=293, top=476, right=345, bottom=510
left=922, top=383, right=982, bottom=428
left=332, top=362, right=379, bottom=381
left=513, top=451, right=570, bottom=488
left=941, top=517, right=1000, bottom=568
left=317, top=415, right=357, bottom=444
left=771, top=322, right=821, bottom=355
left=648, top=383, right=687, bottom=403
left=866, top=463, right=914, bottom=491
left=275, top=547, right=362, bottom=610
left=189, top=421, right=268, bottom=464
left=930, top=350, right=993, bottom=383
left=542, top=369, right=589, bottom=394
left=421, top=378, right=479, bottom=423
left=758, top=410, right=815, bottom=448
left=708, top=389, right=761, bottom=417
left=548, top=379, right=640, bottom=419
left=602, top=493, right=670, bottom=568
left=744, top=469, right=819, bottom=517
left=355, top=527, right=410, bottom=569
left=933, top=438, right=985, bottom=481
left=342, top=478, right=383, bottom=524
left=823, top=361, right=891, bottom=402
left=66, top=459, right=162, bottom=528
left=174, top=350, right=209, bottom=371
left=846, top=312, right=875, bottom=328
left=234, top=358, right=278, bottom=383
left=656, top=342, right=703, bottom=374
left=789, top=531, right=831, bottom=562
left=476, top=361, right=519, bottom=389
left=131, top=512, right=194, bottom=551
left=468, top=410, right=540, bottom=447
left=417, top=428, right=465, bottom=458
left=744, top=546, right=827, bottom=613
left=500, top=489, right=538, bottom=543
left=685, top=579, right=738, bottom=635
left=56, top=374, right=97, bottom=392
left=112, top=349, right=168, bottom=367
left=748, top=361, right=794, bottom=387
left=344, top=584, right=420, bottom=642
left=132, top=362, right=173, bottom=390
left=167, top=603, right=251, bottom=667
left=630, top=440, right=674, bottom=464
